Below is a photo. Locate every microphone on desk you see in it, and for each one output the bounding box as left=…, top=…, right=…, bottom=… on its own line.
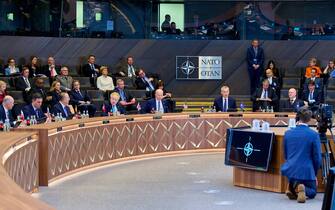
left=240, top=103, right=245, bottom=112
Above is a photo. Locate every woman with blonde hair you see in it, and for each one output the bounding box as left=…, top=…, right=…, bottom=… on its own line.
left=48, top=81, right=63, bottom=106
left=0, top=80, right=8, bottom=104
left=96, top=66, right=115, bottom=99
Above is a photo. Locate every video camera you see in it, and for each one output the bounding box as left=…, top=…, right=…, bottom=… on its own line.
left=315, top=104, right=333, bottom=134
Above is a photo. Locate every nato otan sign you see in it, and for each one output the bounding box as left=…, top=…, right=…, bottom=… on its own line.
left=176, top=56, right=222, bottom=80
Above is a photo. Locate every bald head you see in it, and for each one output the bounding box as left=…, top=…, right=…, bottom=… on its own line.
left=155, top=89, right=164, bottom=101
left=3, top=95, right=14, bottom=110
left=288, top=88, right=297, bottom=99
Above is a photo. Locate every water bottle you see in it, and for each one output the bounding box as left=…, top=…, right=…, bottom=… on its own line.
left=30, top=116, right=35, bottom=125
left=4, top=119, right=11, bottom=132
left=85, top=110, right=89, bottom=118
left=270, top=106, right=274, bottom=113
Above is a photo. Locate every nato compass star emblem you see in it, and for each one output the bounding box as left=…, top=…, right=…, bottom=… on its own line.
left=236, top=136, right=261, bottom=163
left=180, top=58, right=197, bottom=78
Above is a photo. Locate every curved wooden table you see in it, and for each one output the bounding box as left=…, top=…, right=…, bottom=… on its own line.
left=1, top=112, right=296, bottom=209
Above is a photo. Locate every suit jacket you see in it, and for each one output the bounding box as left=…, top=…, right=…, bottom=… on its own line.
left=251, top=88, right=278, bottom=102
left=22, top=104, right=45, bottom=122
left=4, top=67, right=20, bottom=76
left=56, top=75, right=73, bottom=91
left=41, top=65, right=61, bottom=78
left=0, top=105, right=14, bottom=126
left=82, top=63, right=100, bottom=77
left=135, top=77, right=155, bottom=90
left=117, top=63, right=138, bottom=77
left=304, top=77, right=323, bottom=90
left=246, top=46, right=264, bottom=71
left=213, top=96, right=237, bottom=112
left=281, top=125, right=321, bottom=180
left=251, top=88, right=278, bottom=110
left=48, top=90, right=62, bottom=106
left=280, top=98, right=305, bottom=112
left=51, top=102, right=73, bottom=119
left=144, top=99, right=169, bottom=113
left=101, top=102, right=125, bottom=116
left=114, top=87, right=134, bottom=102
left=29, top=88, right=47, bottom=101
left=28, top=65, right=42, bottom=78
left=302, top=90, right=321, bottom=106
left=69, top=89, right=91, bottom=105
left=15, top=76, right=32, bottom=91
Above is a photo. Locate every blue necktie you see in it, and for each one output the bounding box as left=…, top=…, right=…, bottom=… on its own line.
left=223, top=98, right=227, bottom=112
left=120, top=90, right=126, bottom=101
left=157, top=101, right=161, bottom=112
left=63, top=106, right=68, bottom=117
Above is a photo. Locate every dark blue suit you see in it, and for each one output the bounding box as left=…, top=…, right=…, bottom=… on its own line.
left=281, top=125, right=321, bottom=198
left=0, top=105, right=14, bottom=126
left=213, top=96, right=237, bottom=112
left=51, top=102, right=73, bottom=119
left=22, top=104, right=45, bottom=123
left=69, top=89, right=96, bottom=117
left=101, top=102, right=125, bottom=116
left=144, top=99, right=169, bottom=113
left=247, top=46, right=264, bottom=94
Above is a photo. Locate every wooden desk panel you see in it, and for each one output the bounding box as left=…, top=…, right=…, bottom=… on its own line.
left=0, top=132, right=53, bottom=210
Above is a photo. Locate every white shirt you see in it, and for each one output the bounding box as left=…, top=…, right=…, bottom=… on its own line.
left=60, top=102, right=68, bottom=117
left=268, top=77, right=273, bottom=85
left=156, top=100, right=164, bottom=113
left=128, top=65, right=135, bottom=77
left=97, top=76, right=115, bottom=91
left=222, top=97, right=229, bottom=111
left=3, top=106, right=9, bottom=119
left=261, top=89, right=268, bottom=99
left=23, top=76, right=31, bottom=88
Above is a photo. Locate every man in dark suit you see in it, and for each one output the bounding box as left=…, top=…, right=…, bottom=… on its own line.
left=22, top=93, right=46, bottom=123
left=280, top=88, right=305, bottom=112
left=135, top=68, right=155, bottom=98
left=81, top=55, right=100, bottom=77
left=117, top=56, right=138, bottom=78
left=251, top=79, right=278, bottom=111
left=302, top=81, right=321, bottom=108
left=247, top=39, right=264, bottom=94
left=0, top=96, right=15, bottom=126
left=69, top=80, right=96, bottom=117
left=15, top=66, right=32, bottom=103
left=29, top=78, right=47, bottom=111
left=114, top=79, right=137, bottom=112
left=102, top=92, right=125, bottom=116
left=281, top=107, right=321, bottom=203
left=51, top=92, right=73, bottom=119
left=263, top=68, right=280, bottom=94
left=145, top=89, right=169, bottom=113
left=213, top=86, right=237, bottom=112
left=41, top=56, right=61, bottom=79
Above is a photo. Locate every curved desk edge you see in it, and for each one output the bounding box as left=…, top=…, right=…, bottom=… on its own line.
left=0, top=132, right=54, bottom=210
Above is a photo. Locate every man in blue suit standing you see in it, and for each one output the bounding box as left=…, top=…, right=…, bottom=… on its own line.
left=145, top=89, right=169, bottom=114
left=281, top=107, right=321, bottom=203
left=22, top=93, right=46, bottom=123
left=247, top=39, right=264, bottom=95
left=213, top=86, right=237, bottom=112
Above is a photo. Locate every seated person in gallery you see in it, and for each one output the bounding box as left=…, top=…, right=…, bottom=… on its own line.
left=305, top=57, right=321, bottom=78
left=213, top=85, right=236, bottom=112
left=280, top=88, right=305, bottom=112
left=281, top=107, right=321, bottom=203
left=304, top=68, right=323, bottom=91
left=251, top=79, right=278, bottom=111
left=69, top=80, right=96, bottom=117
left=302, top=81, right=322, bottom=108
